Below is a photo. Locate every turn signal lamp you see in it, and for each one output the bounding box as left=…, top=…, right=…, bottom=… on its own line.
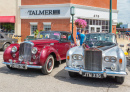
left=119, top=59, right=122, bottom=64
left=67, top=56, right=70, bottom=60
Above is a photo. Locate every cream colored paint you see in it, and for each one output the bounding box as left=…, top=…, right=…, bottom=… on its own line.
left=0, top=0, right=21, bottom=36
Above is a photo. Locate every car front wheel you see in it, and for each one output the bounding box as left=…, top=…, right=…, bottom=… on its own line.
left=41, top=55, right=54, bottom=75
left=3, top=43, right=10, bottom=51
left=115, top=76, right=125, bottom=84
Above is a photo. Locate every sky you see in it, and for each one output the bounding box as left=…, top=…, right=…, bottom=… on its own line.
left=117, top=0, right=130, bottom=24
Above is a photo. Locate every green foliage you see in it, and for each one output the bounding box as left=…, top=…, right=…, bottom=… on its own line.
left=2, top=23, right=14, bottom=31
left=116, top=22, right=123, bottom=28
left=34, top=29, right=39, bottom=38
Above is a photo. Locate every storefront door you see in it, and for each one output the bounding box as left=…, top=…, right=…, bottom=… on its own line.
left=89, top=25, right=102, bottom=33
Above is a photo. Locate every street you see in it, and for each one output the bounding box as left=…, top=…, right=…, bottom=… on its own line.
left=0, top=38, right=130, bottom=92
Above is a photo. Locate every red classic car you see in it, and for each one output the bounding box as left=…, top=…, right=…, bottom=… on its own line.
left=3, top=31, right=74, bottom=74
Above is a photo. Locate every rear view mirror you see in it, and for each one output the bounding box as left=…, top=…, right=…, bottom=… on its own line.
left=120, top=44, right=124, bottom=47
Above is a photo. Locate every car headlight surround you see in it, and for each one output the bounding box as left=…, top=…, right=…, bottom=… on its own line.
left=104, top=56, right=117, bottom=62
left=110, top=56, right=117, bottom=62
left=12, top=46, right=17, bottom=53
left=104, top=56, right=110, bottom=62
left=31, top=47, right=38, bottom=54
left=72, top=54, right=83, bottom=60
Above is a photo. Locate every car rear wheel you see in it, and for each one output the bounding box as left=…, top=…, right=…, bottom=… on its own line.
left=41, top=55, right=54, bottom=75
left=68, top=71, right=78, bottom=77
left=3, top=43, right=10, bottom=51
left=6, top=65, right=15, bottom=70
left=115, top=76, right=125, bottom=84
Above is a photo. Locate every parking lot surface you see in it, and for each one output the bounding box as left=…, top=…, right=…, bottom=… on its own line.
left=0, top=38, right=130, bottom=92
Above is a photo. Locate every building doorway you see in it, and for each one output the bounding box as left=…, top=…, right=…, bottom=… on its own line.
left=89, top=25, right=102, bottom=33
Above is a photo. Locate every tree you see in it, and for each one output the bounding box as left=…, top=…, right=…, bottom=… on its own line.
left=116, top=22, right=123, bottom=28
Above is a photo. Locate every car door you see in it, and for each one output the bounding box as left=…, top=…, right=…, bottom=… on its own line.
left=56, top=33, right=71, bottom=60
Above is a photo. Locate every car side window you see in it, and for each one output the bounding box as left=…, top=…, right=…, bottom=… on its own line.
left=60, top=33, right=68, bottom=42
left=0, top=34, right=4, bottom=39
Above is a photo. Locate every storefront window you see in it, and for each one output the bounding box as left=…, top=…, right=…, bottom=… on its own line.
left=0, top=23, right=14, bottom=33
left=31, top=25, right=37, bottom=35
left=76, top=19, right=109, bottom=33
left=44, top=25, right=51, bottom=31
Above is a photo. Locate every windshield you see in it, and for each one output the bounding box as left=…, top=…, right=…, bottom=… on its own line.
left=37, top=31, right=60, bottom=40
left=85, top=34, right=116, bottom=47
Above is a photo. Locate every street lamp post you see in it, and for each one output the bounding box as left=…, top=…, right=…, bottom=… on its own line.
left=109, top=0, right=112, bottom=33
left=70, top=6, right=75, bottom=35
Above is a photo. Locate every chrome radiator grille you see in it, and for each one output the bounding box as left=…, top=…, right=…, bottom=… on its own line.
left=19, top=42, right=33, bottom=62
left=84, top=49, right=102, bottom=71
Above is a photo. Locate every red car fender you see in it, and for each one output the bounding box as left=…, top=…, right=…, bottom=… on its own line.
left=39, top=45, right=61, bottom=66
left=3, top=44, right=19, bottom=62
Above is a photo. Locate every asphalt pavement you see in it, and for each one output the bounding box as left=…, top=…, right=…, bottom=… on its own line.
left=0, top=38, right=130, bottom=92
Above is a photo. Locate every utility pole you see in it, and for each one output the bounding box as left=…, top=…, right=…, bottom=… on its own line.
left=109, top=0, right=112, bottom=33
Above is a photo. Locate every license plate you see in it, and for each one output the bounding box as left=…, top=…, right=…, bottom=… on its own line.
left=12, top=63, right=26, bottom=69
left=82, top=73, right=103, bottom=78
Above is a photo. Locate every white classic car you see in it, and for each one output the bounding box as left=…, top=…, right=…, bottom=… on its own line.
left=65, top=33, right=127, bottom=84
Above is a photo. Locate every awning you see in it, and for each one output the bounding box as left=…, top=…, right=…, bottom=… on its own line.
left=0, top=16, right=15, bottom=23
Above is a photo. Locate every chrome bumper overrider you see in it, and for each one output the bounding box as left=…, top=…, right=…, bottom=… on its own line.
left=65, top=67, right=127, bottom=77
left=3, top=62, right=42, bottom=69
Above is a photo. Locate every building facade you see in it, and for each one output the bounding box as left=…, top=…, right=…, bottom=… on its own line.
left=0, top=0, right=21, bottom=35
left=19, top=0, right=118, bottom=41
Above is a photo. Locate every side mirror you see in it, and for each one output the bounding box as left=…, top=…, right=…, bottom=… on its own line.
left=120, top=44, right=124, bottom=47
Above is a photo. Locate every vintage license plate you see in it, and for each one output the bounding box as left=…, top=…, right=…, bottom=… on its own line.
left=82, top=73, right=103, bottom=78
left=12, top=63, right=26, bottom=69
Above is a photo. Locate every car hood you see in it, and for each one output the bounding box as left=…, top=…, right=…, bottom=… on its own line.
left=30, top=39, right=59, bottom=45
left=68, top=45, right=118, bottom=56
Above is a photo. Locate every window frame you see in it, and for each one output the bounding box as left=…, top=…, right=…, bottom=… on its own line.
left=30, top=22, right=38, bottom=36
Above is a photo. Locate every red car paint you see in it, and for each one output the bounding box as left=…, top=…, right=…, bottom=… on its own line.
left=3, top=39, right=72, bottom=66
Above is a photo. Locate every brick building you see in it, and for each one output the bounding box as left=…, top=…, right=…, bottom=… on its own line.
left=20, top=0, right=118, bottom=41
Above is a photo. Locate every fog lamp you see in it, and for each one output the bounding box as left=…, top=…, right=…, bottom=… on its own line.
left=33, top=55, right=36, bottom=59
left=111, top=64, right=116, bottom=71
left=19, top=56, right=24, bottom=62
left=12, top=54, right=16, bottom=58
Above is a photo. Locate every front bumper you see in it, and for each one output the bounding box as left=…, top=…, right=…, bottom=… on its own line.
left=3, top=62, right=42, bottom=69
left=65, top=67, right=127, bottom=77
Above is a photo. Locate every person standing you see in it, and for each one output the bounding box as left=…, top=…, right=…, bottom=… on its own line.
left=76, top=29, right=81, bottom=46
left=80, top=30, right=85, bottom=46
left=119, top=31, right=121, bottom=38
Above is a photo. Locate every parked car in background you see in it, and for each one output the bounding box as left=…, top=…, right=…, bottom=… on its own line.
left=0, top=33, right=17, bottom=51
left=65, top=33, right=127, bottom=84
left=3, top=31, right=74, bottom=75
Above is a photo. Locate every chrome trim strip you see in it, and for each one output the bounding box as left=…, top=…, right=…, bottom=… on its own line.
left=3, top=62, right=42, bottom=69
left=22, top=41, right=34, bottom=46
left=65, top=67, right=127, bottom=77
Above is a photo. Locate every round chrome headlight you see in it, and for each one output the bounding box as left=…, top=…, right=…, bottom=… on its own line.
left=19, top=56, right=24, bottom=62
left=78, top=55, right=83, bottom=60
left=110, top=57, right=117, bottom=62
left=72, top=55, right=77, bottom=60
left=32, top=47, right=38, bottom=54
left=104, top=57, right=110, bottom=62
left=12, top=46, right=17, bottom=53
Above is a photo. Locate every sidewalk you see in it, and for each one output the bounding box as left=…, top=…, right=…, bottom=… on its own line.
left=117, top=38, right=129, bottom=52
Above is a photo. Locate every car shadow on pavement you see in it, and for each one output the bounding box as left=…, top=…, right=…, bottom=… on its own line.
left=0, top=60, right=66, bottom=77
left=0, top=66, right=43, bottom=77
left=54, top=69, right=120, bottom=88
